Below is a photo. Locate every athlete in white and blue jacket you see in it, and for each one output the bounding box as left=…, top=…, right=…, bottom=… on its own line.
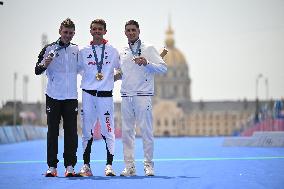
left=120, top=20, right=167, bottom=177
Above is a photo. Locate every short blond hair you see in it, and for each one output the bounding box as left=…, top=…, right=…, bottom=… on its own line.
left=60, top=18, right=75, bottom=30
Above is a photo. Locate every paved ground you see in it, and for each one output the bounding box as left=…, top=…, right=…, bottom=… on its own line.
left=0, top=137, right=284, bottom=189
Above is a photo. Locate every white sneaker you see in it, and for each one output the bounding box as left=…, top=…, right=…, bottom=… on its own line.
left=65, top=165, right=76, bottom=177
left=120, top=165, right=136, bottom=176
left=45, top=167, right=57, bottom=177
left=105, top=164, right=116, bottom=176
left=79, top=164, right=93, bottom=177
left=144, top=163, right=154, bottom=176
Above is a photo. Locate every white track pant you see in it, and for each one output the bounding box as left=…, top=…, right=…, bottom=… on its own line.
left=121, top=96, right=154, bottom=167
left=81, top=91, right=115, bottom=155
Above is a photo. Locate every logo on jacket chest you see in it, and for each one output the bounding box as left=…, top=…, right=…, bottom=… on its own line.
left=122, top=50, right=141, bottom=59
left=87, top=51, right=111, bottom=65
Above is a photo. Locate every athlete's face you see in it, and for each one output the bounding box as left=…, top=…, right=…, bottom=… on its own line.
left=59, top=26, right=75, bottom=44
left=90, top=23, right=107, bottom=40
left=125, top=24, right=140, bottom=43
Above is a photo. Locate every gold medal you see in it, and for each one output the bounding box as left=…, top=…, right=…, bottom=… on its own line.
left=96, top=72, right=104, bottom=80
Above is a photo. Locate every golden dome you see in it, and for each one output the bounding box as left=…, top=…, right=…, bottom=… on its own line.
left=164, top=48, right=187, bottom=66
left=163, top=22, right=187, bottom=66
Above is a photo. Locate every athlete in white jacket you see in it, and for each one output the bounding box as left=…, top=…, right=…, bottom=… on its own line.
left=120, top=20, right=167, bottom=176
left=78, top=19, right=121, bottom=177
left=35, top=18, right=79, bottom=177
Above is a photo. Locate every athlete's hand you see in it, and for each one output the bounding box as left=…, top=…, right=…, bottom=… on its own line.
left=133, top=57, right=148, bottom=66
left=44, top=57, right=53, bottom=68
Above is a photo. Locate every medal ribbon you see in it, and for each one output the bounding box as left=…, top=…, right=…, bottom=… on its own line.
left=49, top=39, right=69, bottom=57
left=55, top=38, right=70, bottom=51
left=128, top=39, right=141, bottom=57
left=91, top=44, right=106, bottom=74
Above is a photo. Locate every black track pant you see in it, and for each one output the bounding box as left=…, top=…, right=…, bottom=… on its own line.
left=83, top=134, right=113, bottom=165
left=46, top=95, right=78, bottom=168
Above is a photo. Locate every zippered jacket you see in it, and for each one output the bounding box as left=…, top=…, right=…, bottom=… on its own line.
left=78, top=43, right=120, bottom=91
left=35, top=39, right=79, bottom=100
left=120, top=41, right=167, bottom=97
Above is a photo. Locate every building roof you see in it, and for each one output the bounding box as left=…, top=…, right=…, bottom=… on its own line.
left=176, top=100, right=262, bottom=114
left=163, top=23, right=187, bottom=66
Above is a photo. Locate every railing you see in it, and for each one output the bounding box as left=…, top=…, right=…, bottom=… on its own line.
left=0, top=125, right=47, bottom=144
left=240, top=118, right=284, bottom=137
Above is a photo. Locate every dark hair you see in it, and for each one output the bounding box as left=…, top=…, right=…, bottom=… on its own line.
left=90, top=19, right=107, bottom=30
left=60, top=18, right=75, bottom=30
left=125, top=20, right=139, bottom=29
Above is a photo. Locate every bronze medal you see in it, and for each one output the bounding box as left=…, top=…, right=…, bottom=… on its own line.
left=96, top=72, right=104, bottom=80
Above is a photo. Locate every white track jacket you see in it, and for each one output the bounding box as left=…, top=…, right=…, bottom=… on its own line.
left=120, top=41, right=167, bottom=97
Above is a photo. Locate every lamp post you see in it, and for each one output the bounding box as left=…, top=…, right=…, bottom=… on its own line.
left=256, top=74, right=269, bottom=101
left=23, top=75, right=29, bottom=103
left=256, top=74, right=263, bottom=100
left=13, top=72, right=17, bottom=126
left=265, top=77, right=269, bottom=101
left=255, top=74, right=270, bottom=125
left=255, top=74, right=263, bottom=123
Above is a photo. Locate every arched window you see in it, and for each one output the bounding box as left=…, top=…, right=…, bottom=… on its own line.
left=165, top=119, right=168, bottom=127
left=172, top=119, right=176, bottom=127
left=157, top=119, right=161, bottom=127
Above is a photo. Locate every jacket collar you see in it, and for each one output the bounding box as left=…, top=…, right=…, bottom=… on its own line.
left=57, top=38, right=70, bottom=47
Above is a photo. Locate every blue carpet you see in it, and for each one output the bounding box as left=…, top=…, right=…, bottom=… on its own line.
left=0, top=137, right=284, bottom=189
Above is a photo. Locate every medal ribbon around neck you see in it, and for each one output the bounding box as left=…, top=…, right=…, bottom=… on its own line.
left=49, top=39, right=69, bottom=57
left=55, top=39, right=69, bottom=51
left=91, top=43, right=106, bottom=74
left=128, top=39, right=141, bottom=57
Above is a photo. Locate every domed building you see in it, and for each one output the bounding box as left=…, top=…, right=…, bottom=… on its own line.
left=152, top=22, right=256, bottom=137
left=154, top=23, right=191, bottom=102
left=152, top=23, right=191, bottom=136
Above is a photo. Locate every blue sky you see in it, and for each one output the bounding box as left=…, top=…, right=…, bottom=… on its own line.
left=0, top=0, right=283, bottom=105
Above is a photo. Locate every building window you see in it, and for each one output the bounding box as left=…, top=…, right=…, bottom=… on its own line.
left=195, top=114, right=199, bottom=119
left=209, top=130, right=213, bottom=136
left=162, top=86, right=165, bottom=98
left=216, top=115, right=220, bottom=120
left=196, top=129, right=199, bottom=134
left=209, top=114, right=213, bottom=119
left=172, top=119, right=176, bottom=127
left=157, top=119, right=160, bottom=127
left=165, top=119, right=168, bottom=127
left=173, top=70, right=176, bottom=78
left=224, top=112, right=228, bottom=119
left=174, top=85, right=178, bottom=95
left=156, top=86, right=160, bottom=96
left=183, top=87, right=188, bottom=98
left=225, top=128, right=229, bottom=134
